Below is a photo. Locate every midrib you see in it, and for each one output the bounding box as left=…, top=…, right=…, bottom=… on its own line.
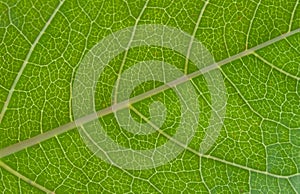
left=0, top=28, right=299, bottom=175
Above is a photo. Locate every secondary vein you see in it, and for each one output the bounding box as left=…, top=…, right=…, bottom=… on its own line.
left=0, top=161, right=55, bottom=193
left=184, top=0, right=209, bottom=74
left=130, top=106, right=298, bottom=180
left=112, top=0, right=149, bottom=104
left=0, top=0, right=65, bottom=123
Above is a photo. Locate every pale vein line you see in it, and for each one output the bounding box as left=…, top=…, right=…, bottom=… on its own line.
left=209, top=157, right=296, bottom=181
left=248, top=171, right=252, bottom=193
left=130, top=106, right=297, bottom=180
left=289, top=0, right=299, bottom=32
left=184, top=0, right=209, bottom=74
left=220, top=66, right=297, bottom=131
left=288, top=178, right=298, bottom=193
left=196, top=27, right=300, bottom=75
left=79, top=124, right=163, bottom=193
left=285, top=38, right=300, bottom=55
left=253, top=52, right=300, bottom=80
left=245, top=0, right=261, bottom=50
left=113, top=0, right=149, bottom=104
left=0, top=0, right=65, bottom=123
left=0, top=161, right=54, bottom=193
left=130, top=105, right=190, bottom=152
left=0, top=28, right=299, bottom=160
left=199, top=157, right=211, bottom=193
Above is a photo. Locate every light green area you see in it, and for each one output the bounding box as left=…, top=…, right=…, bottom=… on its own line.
left=250, top=172, right=296, bottom=193
left=0, top=0, right=299, bottom=193
left=289, top=175, right=300, bottom=193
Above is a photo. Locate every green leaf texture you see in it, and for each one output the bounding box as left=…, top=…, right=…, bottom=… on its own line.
left=0, top=0, right=299, bottom=193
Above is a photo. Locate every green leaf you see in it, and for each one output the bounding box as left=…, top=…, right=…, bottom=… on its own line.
left=0, top=0, right=299, bottom=193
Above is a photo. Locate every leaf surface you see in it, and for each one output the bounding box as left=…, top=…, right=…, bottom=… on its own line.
left=0, top=0, right=299, bottom=193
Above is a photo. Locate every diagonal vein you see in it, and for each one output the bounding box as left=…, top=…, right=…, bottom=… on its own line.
left=113, top=0, right=149, bottom=104
left=184, top=0, right=209, bottom=74
left=79, top=122, right=163, bottom=193
left=0, top=0, right=65, bottom=123
left=253, top=52, right=300, bottom=80
left=0, top=28, right=299, bottom=159
left=130, top=106, right=298, bottom=179
left=245, top=0, right=261, bottom=50
left=0, top=161, right=54, bottom=193
left=289, top=0, right=299, bottom=32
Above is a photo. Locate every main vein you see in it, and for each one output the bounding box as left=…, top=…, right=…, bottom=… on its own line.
left=0, top=28, right=299, bottom=159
